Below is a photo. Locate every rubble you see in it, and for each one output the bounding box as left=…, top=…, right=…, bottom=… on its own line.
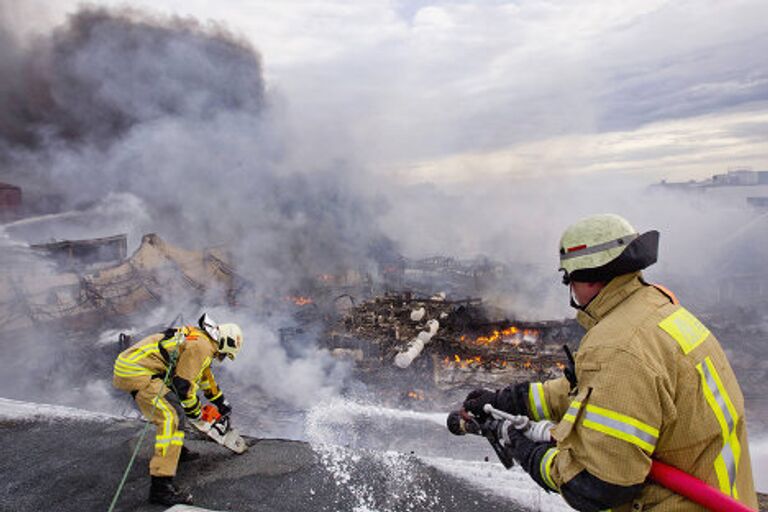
left=325, top=291, right=583, bottom=391
left=0, top=233, right=242, bottom=336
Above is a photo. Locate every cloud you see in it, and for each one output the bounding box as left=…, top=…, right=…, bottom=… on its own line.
left=10, top=0, right=766, bottom=183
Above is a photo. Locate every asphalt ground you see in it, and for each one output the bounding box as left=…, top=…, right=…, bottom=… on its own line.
left=0, top=415, right=529, bottom=512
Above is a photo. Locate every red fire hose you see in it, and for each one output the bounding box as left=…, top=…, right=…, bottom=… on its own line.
left=650, top=460, right=755, bottom=512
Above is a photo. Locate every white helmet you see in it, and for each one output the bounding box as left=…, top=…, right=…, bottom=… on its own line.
left=559, top=213, right=659, bottom=284
left=217, top=323, right=244, bottom=360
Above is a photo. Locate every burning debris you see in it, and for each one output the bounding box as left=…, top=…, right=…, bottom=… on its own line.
left=325, top=291, right=582, bottom=391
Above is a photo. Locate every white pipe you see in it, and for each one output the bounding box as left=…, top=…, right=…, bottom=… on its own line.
left=394, top=319, right=439, bottom=368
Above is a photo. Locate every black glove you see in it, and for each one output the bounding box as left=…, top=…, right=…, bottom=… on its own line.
left=462, top=388, right=498, bottom=420
left=463, top=382, right=530, bottom=419
left=211, top=394, right=232, bottom=417
left=503, top=423, right=558, bottom=493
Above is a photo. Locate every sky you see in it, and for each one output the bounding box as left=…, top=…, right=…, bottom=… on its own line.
left=4, top=0, right=768, bottom=184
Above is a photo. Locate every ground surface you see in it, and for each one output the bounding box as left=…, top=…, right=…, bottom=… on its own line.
left=0, top=414, right=530, bottom=512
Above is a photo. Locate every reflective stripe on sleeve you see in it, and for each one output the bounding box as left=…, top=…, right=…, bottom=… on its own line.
left=562, top=401, right=582, bottom=423
left=528, top=382, right=552, bottom=421
left=697, top=356, right=741, bottom=497
left=579, top=403, right=659, bottom=454
left=659, top=308, right=710, bottom=355
left=539, top=448, right=560, bottom=491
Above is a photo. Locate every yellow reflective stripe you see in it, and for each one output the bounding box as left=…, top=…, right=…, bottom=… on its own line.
left=153, top=396, right=175, bottom=439
left=114, top=369, right=153, bottom=378
left=209, top=390, right=223, bottom=402
left=171, top=432, right=185, bottom=446
left=659, top=308, right=710, bottom=355
left=124, top=336, right=180, bottom=364
left=697, top=357, right=741, bottom=496
left=195, top=357, right=212, bottom=383
left=539, top=448, right=559, bottom=491
left=581, top=403, right=658, bottom=454
left=563, top=400, right=582, bottom=423
left=153, top=397, right=177, bottom=457
left=114, top=360, right=153, bottom=373
left=528, top=382, right=551, bottom=421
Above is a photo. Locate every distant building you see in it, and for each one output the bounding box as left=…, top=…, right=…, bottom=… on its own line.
left=0, top=182, right=22, bottom=221
left=651, top=168, right=768, bottom=210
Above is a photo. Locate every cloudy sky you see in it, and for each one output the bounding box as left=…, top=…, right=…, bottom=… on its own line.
left=5, top=0, right=768, bottom=183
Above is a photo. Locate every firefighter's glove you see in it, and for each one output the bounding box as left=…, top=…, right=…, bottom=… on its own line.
left=463, top=382, right=529, bottom=420
left=463, top=388, right=498, bottom=420
left=211, top=395, right=232, bottom=417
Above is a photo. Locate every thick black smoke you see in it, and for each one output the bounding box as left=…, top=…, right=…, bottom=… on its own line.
left=0, top=6, right=389, bottom=293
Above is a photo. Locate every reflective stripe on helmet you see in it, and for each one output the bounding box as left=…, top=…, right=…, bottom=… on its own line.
left=560, top=233, right=639, bottom=261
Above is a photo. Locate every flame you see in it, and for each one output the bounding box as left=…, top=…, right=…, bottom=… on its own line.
left=469, top=326, right=541, bottom=346
left=287, top=295, right=313, bottom=306
left=407, top=390, right=425, bottom=400
left=556, top=362, right=565, bottom=370
left=317, top=273, right=335, bottom=282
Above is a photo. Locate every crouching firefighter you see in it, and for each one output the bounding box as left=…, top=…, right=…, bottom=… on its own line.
left=452, top=214, right=757, bottom=511
left=112, top=313, right=244, bottom=506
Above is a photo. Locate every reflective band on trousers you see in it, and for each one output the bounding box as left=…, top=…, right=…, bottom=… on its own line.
left=529, top=382, right=552, bottom=421
left=559, top=233, right=638, bottom=261
left=539, top=448, right=559, bottom=491
left=697, top=356, right=741, bottom=498
left=153, top=396, right=181, bottom=456
left=564, top=401, right=659, bottom=454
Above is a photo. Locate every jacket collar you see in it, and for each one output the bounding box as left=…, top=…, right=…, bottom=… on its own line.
left=576, top=271, right=645, bottom=330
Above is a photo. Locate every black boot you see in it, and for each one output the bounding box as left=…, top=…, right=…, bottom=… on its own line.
left=180, top=445, right=200, bottom=462
left=148, top=476, right=193, bottom=506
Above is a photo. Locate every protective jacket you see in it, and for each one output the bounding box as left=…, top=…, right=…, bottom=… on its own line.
left=524, top=272, right=757, bottom=511
left=112, top=326, right=223, bottom=477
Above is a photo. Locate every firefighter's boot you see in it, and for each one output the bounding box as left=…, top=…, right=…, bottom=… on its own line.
left=148, top=476, right=193, bottom=506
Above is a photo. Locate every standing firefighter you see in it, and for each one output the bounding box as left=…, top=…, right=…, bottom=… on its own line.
left=460, top=214, right=757, bottom=511
left=113, top=314, right=243, bottom=506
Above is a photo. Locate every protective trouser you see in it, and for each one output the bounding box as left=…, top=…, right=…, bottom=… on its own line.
left=115, top=376, right=185, bottom=477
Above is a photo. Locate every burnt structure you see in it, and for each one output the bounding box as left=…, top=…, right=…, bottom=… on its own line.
left=325, top=291, right=582, bottom=391
left=30, top=234, right=128, bottom=269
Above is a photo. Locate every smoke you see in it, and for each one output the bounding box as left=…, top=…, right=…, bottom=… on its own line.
left=1, top=4, right=766, bottom=438
left=0, top=6, right=389, bottom=412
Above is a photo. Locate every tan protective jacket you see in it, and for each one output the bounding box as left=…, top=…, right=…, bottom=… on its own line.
left=113, top=326, right=223, bottom=415
left=530, top=272, right=757, bottom=511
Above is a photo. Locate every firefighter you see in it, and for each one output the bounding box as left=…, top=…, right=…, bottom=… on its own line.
left=113, top=315, right=244, bottom=506
left=463, top=213, right=758, bottom=511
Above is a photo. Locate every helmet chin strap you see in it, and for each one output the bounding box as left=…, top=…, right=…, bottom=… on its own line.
left=569, top=285, right=599, bottom=311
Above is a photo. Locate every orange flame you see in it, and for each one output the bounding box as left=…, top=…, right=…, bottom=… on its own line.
left=287, top=296, right=313, bottom=306
left=469, top=326, right=541, bottom=346
left=407, top=390, right=425, bottom=400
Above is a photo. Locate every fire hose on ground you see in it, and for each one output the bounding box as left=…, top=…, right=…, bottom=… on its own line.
left=446, top=405, right=754, bottom=512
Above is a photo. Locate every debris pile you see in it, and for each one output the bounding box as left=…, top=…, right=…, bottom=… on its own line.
left=325, top=291, right=582, bottom=390
left=0, top=233, right=242, bottom=335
